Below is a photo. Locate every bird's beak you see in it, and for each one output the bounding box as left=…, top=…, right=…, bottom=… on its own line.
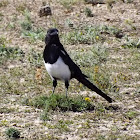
left=50, top=31, right=58, bottom=36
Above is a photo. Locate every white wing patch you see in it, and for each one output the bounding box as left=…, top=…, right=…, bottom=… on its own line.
left=44, top=57, right=71, bottom=81
left=61, top=50, right=66, bottom=55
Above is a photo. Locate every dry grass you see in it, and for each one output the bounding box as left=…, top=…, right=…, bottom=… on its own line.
left=0, top=0, right=140, bottom=139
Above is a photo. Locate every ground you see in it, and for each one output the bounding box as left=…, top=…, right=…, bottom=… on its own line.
left=0, top=0, right=140, bottom=140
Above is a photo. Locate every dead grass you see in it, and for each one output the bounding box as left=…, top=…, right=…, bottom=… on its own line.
left=0, top=0, right=140, bottom=139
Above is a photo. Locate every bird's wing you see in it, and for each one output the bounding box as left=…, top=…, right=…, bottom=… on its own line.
left=58, top=45, right=86, bottom=79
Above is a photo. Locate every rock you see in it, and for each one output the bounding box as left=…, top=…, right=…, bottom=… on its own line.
left=39, top=6, right=52, bottom=17
left=84, top=0, right=105, bottom=5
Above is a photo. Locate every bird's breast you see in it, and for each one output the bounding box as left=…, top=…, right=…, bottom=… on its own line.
left=44, top=57, right=71, bottom=81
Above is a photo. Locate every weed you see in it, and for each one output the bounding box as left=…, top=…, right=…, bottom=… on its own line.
left=65, top=19, right=74, bottom=28
left=46, top=133, right=59, bottom=140
left=16, top=3, right=27, bottom=13
left=99, top=25, right=123, bottom=38
left=0, top=0, right=9, bottom=7
left=97, top=134, right=106, bottom=140
left=62, top=25, right=121, bottom=45
left=0, top=13, right=3, bottom=21
left=70, top=44, right=108, bottom=67
left=5, top=128, right=20, bottom=139
left=60, top=0, right=79, bottom=11
left=92, top=67, right=115, bottom=92
left=0, top=46, right=24, bottom=58
left=62, top=26, right=102, bottom=45
left=85, top=7, right=93, bottom=17
left=0, top=120, right=8, bottom=127
left=125, top=19, right=136, bottom=30
left=0, top=107, right=15, bottom=113
left=20, top=10, right=32, bottom=31
left=27, top=49, right=43, bottom=67
left=45, top=94, right=94, bottom=112
left=107, top=133, right=138, bottom=140
left=41, top=110, right=50, bottom=121
left=7, top=22, right=16, bottom=30
left=28, top=94, right=94, bottom=120
left=125, top=0, right=133, bottom=3
left=106, top=0, right=115, bottom=10
left=70, top=45, right=116, bottom=92
left=54, top=119, right=71, bottom=132
left=122, top=38, right=140, bottom=48
left=21, top=28, right=46, bottom=42
left=21, top=20, right=32, bottom=31
left=26, top=94, right=95, bottom=121
left=29, top=95, right=48, bottom=108
left=20, top=10, right=45, bottom=43
left=0, top=37, right=7, bottom=47
left=0, top=46, right=25, bottom=64
left=125, top=111, right=139, bottom=120
left=44, top=119, right=73, bottom=132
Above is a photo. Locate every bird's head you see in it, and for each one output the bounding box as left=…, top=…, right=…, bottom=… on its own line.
left=45, top=28, right=59, bottom=45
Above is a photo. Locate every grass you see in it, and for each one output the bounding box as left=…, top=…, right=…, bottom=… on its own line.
left=125, top=111, right=139, bottom=120
left=20, top=9, right=46, bottom=43
left=0, top=45, right=25, bottom=64
left=0, top=37, right=7, bottom=47
left=62, top=25, right=122, bottom=45
left=122, top=38, right=140, bottom=48
left=0, top=107, right=15, bottom=114
left=28, top=94, right=94, bottom=113
left=69, top=44, right=118, bottom=93
left=27, top=49, right=43, bottom=67
left=0, top=0, right=140, bottom=139
left=15, top=2, right=27, bottom=13
left=59, top=0, right=80, bottom=11
left=84, top=7, right=93, bottom=17
left=0, top=0, right=9, bottom=8
left=50, top=119, right=72, bottom=132
left=0, top=13, right=3, bottom=21
left=70, top=44, right=109, bottom=66
left=5, top=128, right=20, bottom=139
left=62, top=26, right=102, bottom=45
left=21, top=28, right=46, bottom=43
left=22, top=94, right=95, bottom=121
left=125, top=19, right=136, bottom=30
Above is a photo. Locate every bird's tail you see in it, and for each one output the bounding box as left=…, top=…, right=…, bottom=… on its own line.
left=76, top=76, right=113, bottom=103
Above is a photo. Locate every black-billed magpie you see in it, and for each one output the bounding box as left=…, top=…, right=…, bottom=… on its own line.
left=43, top=28, right=113, bottom=103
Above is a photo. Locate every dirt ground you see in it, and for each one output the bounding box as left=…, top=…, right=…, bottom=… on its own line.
left=0, top=0, right=140, bottom=140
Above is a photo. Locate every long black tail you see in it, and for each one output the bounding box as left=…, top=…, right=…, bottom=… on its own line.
left=76, top=76, right=113, bottom=103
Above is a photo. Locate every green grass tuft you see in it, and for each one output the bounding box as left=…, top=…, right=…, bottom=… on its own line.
left=29, top=94, right=94, bottom=112
left=122, top=38, right=140, bottom=48
left=62, top=26, right=102, bottom=45
left=125, top=111, right=139, bottom=120
left=5, top=128, right=20, bottom=139
left=20, top=10, right=45, bottom=43
left=62, top=25, right=121, bottom=45
left=45, top=94, right=94, bottom=112
left=0, top=46, right=25, bottom=64
left=85, top=7, right=93, bottom=17
left=70, top=44, right=108, bottom=67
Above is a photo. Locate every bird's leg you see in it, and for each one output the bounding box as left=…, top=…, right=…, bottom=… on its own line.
left=52, top=79, right=57, bottom=94
left=65, top=81, right=69, bottom=97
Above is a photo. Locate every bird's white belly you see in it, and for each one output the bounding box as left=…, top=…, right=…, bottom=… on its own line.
left=44, top=57, right=71, bottom=81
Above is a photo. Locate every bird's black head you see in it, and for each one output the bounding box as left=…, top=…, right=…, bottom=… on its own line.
left=45, top=28, right=59, bottom=45
left=47, top=28, right=58, bottom=36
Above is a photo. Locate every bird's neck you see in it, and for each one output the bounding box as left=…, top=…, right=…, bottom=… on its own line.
left=46, top=36, right=60, bottom=46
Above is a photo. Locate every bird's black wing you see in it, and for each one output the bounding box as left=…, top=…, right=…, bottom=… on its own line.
left=57, top=44, right=87, bottom=79
left=58, top=45, right=113, bottom=103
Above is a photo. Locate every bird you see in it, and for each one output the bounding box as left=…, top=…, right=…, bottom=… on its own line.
left=43, top=28, right=113, bottom=103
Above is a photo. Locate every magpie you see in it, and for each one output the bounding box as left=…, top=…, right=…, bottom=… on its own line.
left=43, top=28, right=113, bottom=103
